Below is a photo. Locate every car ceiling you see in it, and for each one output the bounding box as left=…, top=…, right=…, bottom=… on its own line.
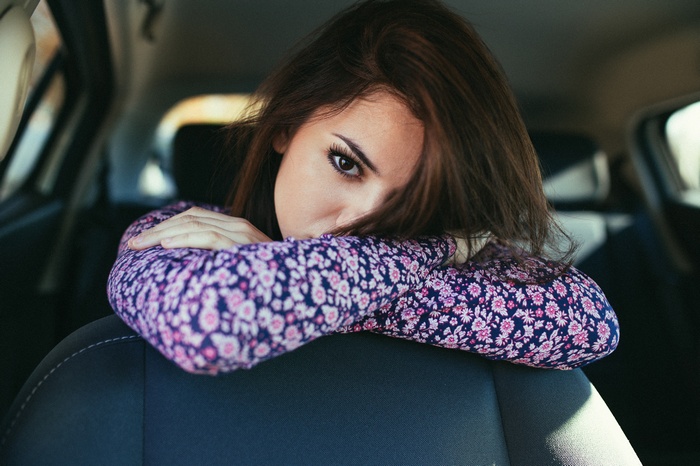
left=102, top=0, right=700, bottom=169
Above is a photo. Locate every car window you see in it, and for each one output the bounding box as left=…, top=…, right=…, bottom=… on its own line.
left=665, top=101, right=700, bottom=193
left=139, top=93, right=252, bottom=198
left=0, top=1, right=65, bottom=201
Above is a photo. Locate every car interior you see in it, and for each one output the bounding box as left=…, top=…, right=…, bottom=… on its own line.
left=1, top=0, right=699, bottom=464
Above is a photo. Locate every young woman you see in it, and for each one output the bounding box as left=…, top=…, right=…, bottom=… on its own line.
left=108, top=0, right=619, bottom=374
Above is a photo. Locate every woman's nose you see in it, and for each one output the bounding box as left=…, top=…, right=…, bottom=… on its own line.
left=335, top=190, right=385, bottom=227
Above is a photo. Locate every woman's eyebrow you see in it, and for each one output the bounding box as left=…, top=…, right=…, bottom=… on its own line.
left=333, top=133, right=379, bottom=175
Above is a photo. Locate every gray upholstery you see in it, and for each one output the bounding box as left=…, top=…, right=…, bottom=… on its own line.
left=534, top=131, right=610, bottom=209
left=171, top=124, right=231, bottom=205
left=532, top=132, right=619, bottom=268
left=0, top=316, right=640, bottom=465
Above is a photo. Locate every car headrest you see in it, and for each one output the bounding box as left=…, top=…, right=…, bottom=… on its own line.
left=170, top=125, right=610, bottom=211
left=171, top=123, right=236, bottom=205
left=531, top=132, right=610, bottom=209
left=0, top=4, right=36, bottom=161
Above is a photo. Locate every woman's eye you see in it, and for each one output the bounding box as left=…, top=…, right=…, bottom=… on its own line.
left=330, top=153, right=361, bottom=177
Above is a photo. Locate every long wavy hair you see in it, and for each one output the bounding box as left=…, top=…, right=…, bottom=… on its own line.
left=227, top=0, right=573, bottom=262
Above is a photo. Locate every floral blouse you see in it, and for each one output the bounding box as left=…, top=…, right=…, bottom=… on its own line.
left=107, top=201, right=619, bottom=374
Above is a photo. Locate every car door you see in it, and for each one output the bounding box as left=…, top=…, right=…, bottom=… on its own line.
left=0, top=0, right=113, bottom=416
left=631, top=98, right=700, bottom=311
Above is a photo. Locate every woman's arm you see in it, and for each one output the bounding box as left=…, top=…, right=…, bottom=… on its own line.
left=341, top=242, right=619, bottom=370
left=107, top=201, right=454, bottom=374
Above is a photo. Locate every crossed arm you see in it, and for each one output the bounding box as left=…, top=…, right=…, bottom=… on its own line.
left=107, top=201, right=618, bottom=374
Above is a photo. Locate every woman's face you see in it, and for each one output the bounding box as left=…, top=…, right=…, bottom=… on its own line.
left=273, top=91, right=424, bottom=239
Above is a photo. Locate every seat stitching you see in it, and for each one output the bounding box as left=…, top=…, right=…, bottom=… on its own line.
left=0, top=334, right=142, bottom=448
left=491, top=364, right=513, bottom=466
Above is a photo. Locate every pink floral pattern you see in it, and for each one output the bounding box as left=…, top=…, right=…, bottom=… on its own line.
left=343, top=241, right=619, bottom=369
left=108, top=201, right=619, bottom=374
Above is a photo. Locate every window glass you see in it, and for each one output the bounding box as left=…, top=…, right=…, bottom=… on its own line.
left=140, top=94, right=253, bottom=198
left=0, top=1, right=64, bottom=201
left=665, top=101, right=700, bottom=191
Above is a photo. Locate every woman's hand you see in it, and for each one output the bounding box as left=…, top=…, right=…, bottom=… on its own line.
left=444, top=232, right=491, bottom=266
left=128, top=206, right=272, bottom=250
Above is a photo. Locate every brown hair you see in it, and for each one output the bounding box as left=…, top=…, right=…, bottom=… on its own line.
left=228, top=0, right=573, bottom=262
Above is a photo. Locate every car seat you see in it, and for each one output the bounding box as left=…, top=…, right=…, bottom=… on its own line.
left=0, top=314, right=640, bottom=465
left=170, top=123, right=236, bottom=205
left=534, top=131, right=613, bottom=266
left=0, top=124, right=641, bottom=465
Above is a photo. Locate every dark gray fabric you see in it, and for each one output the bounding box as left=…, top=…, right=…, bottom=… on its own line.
left=0, top=316, right=640, bottom=465
left=171, top=124, right=237, bottom=206
left=494, top=362, right=641, bottom=465
left=532, top=131, right=609, bottom=210
left=0, top=316, right=144, bottom=466
left=143, top=329, right=509, bottom=465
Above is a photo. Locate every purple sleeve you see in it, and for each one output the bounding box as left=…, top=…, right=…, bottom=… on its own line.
left=107, top=202, right=454, bottom=374
left=341, top=242, right=619, bottom=369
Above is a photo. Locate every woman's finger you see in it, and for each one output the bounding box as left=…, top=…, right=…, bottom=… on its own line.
left=130, top=221, right=226, bottom=249
left=163, top=223, right=272, bottom=250
left=129, top=208, right=271, bottom=250
left=130, top=222, right=269, bottom=250
left=142, top=207, right=248, bottom=236
left=160, top=230, right=237, bottom=250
